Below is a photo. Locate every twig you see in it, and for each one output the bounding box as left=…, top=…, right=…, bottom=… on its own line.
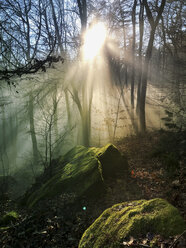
left=138, top=244, right=151, bottom=248
left=169, top=230, right=186, bottom=248
left=122, top=243, right=151, bottom=248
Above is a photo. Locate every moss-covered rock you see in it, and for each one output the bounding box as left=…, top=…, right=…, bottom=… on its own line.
left=0, top=211, right=19, bottom=227
left=95, top=143, right=128, bottom=178
left=79, top=198, right=186, bottom=248
left=23, top=144, right=128, bottom=208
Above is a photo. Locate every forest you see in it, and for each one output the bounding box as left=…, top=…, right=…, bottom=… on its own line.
left=0, top=0, right=186, bottom=247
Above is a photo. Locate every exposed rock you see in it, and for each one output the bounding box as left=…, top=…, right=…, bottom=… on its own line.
left=95, top=143, right=128, bottom=178
left=22, top=144, right=128, bottom=208
left=79, top=198, right=186, bottom=248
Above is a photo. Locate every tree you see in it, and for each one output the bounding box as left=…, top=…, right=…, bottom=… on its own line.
left=28, top=91, right=38, bottom=166
left=77, top=0, right=87, bottom=33
left=136, top=0, right=144, bottom=114
left=0, top=0, right=64, bottom=82
left=139, top=0, right=166, bottom=132
left=66, top=0, right=92, bottom=147
left=131, top=0, right=137, bottom=109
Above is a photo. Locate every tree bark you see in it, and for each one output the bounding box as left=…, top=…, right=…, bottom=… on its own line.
left=118, top=0, right=128, bottom=87
left=76, top=0, right=91, bottom=146
left=77, top=0, right=87, bottom=33
left=136, top=0, right=144, bottom=114
left=131, top=0, right=137, bottom=108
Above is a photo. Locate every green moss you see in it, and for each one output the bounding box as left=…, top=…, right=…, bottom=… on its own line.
left=0, top=226, right=10, bottom=231
left=0, top=211, right=19, bottom=227
left=79, top=198, right=186, bottom=248
left=23, top=144, right=127, bottom=208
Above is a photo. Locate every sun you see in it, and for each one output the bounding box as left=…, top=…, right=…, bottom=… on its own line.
left=82, top=22, right=107, bottom=60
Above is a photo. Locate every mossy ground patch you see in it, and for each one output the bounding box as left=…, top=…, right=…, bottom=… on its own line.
left=0, top=211, right=19, bottom=228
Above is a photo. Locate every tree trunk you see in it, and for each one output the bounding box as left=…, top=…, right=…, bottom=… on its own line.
left=77, top=0, right=87, bottom=33
left=28, top=92, right=38, bottom=165
left=65, top=90, right=71, bottom=127
left=136, top=0, right=144, bottom=114
left=118, top=0, right=128, bottom=87
left=76, top=0, right=91, bottom=146
left=82, top=110, right=90, bottom=147
left=139, top=0, right=166, bottom=132
left=50, top=0, right=63, bottom=53
left=131, top=0, right=137, bottom=108
left=2, top=105, right=9, bottom=176
left=139, top=27, right=156, bottom=132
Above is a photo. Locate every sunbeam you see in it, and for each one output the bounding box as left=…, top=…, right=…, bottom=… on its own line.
left=82, top=22, right=107, bottom=61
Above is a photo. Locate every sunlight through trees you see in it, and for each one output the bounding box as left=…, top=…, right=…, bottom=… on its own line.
left=0, top=0, right=185, bottom=198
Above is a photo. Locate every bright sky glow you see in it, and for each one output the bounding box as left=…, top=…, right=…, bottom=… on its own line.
left=83, top=22, right=107, bottom=60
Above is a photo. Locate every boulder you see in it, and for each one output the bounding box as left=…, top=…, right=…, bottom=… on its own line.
left=79, top=198, right=186, bottom=248
left=23, top=144, right=128, bottom=208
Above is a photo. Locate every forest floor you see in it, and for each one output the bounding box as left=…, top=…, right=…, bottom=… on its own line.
left=0, top=130, right=186, bottom=248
